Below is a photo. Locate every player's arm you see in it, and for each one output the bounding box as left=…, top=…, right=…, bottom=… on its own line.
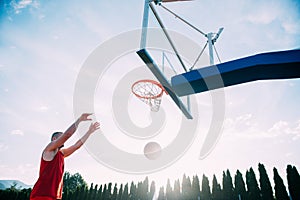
left=45, top=113, right=93, bottom=152
left=61, top=122, right=100, bottom=157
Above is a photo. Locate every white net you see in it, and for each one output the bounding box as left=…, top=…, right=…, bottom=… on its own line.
left=132, top=80, right=164, bottom=112
left=142, top=95, right=162, bottom=112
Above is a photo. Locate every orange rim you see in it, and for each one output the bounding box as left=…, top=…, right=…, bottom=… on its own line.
left=131, top=79, right=166, bottom=99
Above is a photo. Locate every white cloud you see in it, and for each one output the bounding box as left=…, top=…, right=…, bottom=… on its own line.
left=268, top=120, right=300, bottom=140
left=268, top=121, right=288, bottom=133
left=243, top=1, right=297, bottom=27
left=13, top=0, right=39, bottom=10
left=246, top=11, right=277, bottom=25
left=223, top=114, right=264, bottom=140
left=281, top=20, right=300, bottom=34
left=224, top=114, right=300, bottom=140
left=224, top=113, right=257, bottom=134
left=10, top=129, right=24, bottom=136
left=19, top=0, right=33, bottom=7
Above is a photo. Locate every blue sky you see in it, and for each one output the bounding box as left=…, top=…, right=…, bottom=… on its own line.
left=1, top=0, right=300, bottom=189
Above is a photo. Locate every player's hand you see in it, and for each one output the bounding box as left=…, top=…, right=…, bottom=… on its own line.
left=88, top=122, right=100, bottom=134
left=79, top=113, right=93, bottom=122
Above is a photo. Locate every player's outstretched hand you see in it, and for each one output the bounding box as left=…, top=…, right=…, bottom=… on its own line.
left=79, top=113, right=93, bottom=122
left=88, top=122, right=100, bottom=134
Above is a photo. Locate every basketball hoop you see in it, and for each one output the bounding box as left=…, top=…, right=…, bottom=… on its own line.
left=131, top=79, right=166, bottom=112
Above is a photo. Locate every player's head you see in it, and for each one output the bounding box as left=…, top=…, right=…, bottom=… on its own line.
left=51, top=132, right=64, bottom=148
left=51, top=132, right=63, bottom=141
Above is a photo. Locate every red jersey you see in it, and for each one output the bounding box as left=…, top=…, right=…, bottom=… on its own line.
left=30, top=151, right=64, bottom=200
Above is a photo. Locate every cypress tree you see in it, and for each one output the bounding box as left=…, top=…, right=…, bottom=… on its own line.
left=112, top=183, right=118, bottom=200
left=182, top=174, right=192, bottom=200
left=136, top=182, right=143, bottom=200
left=82, top=185, right=89, bottom=200
left=87, top=183, right=94, bottom=200
left=192, top=175, right=201, bottom=200
left=246, top=168, right=261, bottom=200
left=186, top=176, right=192, bottom=200
left=149, top=181, right=156, bottom=200
left=98, top=184, right=103, bottom=200
left=211, top=174, right=222, bottom=200
left=108, top=182, right=113, bottom=199
left=122, top=183, right=129, bottom=200
left=287, top=165, right=300, bottom=199
left=91, top=184, right=99, bottom=200
left=234, top=170, right=247, bottom=200
left=273, top=168, right=289, bottom=200
left=173, top=179, right=181, bottom=200
left=258, top=163, right=274, bottom=200
left=222, top=171, right=226, bottom=199
left=117, top=184, right=123, bottom=200
left=136, top=180, right=148, bottom=200
left=103, top=184, right=108, bottom=200
left=129, top=181, right=137, bottom=200
left=166, top=179, right=173, bottom=200
left=143, top=177, right=149, bottom=199
left=182, top=174, right=187, bottom=199
left=223, top=170, right=234, bottom=200
left=157, top=187, right=165, bottom=200
left=201, top=174, right=211, bottom=200
left=72, top=185, right=80, bottom=200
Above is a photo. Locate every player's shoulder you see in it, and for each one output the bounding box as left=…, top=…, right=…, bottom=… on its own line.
left=42, top=148, right=58, bottom=161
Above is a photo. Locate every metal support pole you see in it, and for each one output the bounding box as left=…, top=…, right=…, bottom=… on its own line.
left=149, top=2, right=188, bottom=72
left=207, top=32, right=214, bottom=65
left=187, top=95, right=191, bottom=112
left=160, top=4, right=206, bottom=36
left=140, top=0, right=150, bottom=49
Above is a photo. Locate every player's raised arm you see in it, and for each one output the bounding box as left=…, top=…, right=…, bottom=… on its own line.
left=61, top=122, right=100, bottom=157
left=44, top=113, right=93, bottom=152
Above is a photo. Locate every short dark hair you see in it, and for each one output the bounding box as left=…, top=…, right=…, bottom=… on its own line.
left=51, top=132, right=63, bottom=140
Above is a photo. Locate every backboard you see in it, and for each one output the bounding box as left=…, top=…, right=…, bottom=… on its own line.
left=137, top=0, right=204, bottom=119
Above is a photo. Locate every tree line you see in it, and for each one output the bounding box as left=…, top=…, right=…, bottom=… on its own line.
left=0, top=163, right=299, bottom=200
